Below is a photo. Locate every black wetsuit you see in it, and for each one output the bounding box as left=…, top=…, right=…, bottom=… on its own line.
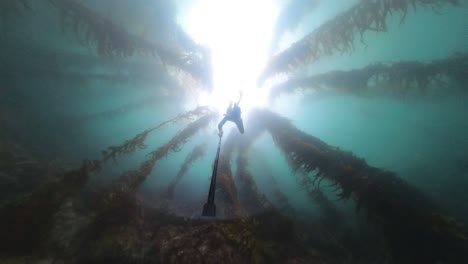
left=217, top=102, right=244, bottom=134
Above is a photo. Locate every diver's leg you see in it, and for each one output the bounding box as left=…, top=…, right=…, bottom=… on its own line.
left=234, top=118, right=244, bottom=134
left=217, top=117, right=228, bottom=136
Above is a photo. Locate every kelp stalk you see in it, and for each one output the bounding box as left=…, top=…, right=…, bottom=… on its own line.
left=164, top=142, right=208, bottom=199
left=251, top=108, right=467, bottom=263
left=91, top=106, right=214, bottom=172
left=117, top=113, right=216, bottom=192
left=235, top=152, right=272, bottom=214
left=270, top=52, right=468, bottom=98
left=47, top=0, right=213, bottom=90
left=258, top=0, right=461, bottom=85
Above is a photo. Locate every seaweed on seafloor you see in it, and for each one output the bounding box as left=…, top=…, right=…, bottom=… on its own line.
left=269, top=52, right=468, bottom=99
left=221, top=210, right=316, bottom=264
left=115, top=112, right=217, bottom=192
left=249, top=108, right=467, bottom=263
left=0, top=163, right=90, bottom=256
left=89, top=106, right=215, bottom=173
left=164, top=142, right=208, bottom=199
left=258, top=0, right=461, bottom=86
left=222, top=217, right=278, bottom=264
left=0, top=108, right=216, bottom=257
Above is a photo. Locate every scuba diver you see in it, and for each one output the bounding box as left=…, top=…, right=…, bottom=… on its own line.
left=217, top=92, right=244, bottom=137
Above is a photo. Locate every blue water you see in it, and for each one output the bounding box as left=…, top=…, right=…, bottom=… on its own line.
left=1, top=0, right=468, bottom=262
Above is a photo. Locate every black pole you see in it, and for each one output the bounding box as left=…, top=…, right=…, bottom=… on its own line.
left=202, top=135, right=222, bottom=217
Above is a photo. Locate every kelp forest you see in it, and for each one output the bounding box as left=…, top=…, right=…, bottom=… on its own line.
left=1, top=0, right=467, bottom=263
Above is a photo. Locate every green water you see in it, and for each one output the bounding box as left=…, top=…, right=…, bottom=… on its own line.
left=1, top=0, right=468, bottom=262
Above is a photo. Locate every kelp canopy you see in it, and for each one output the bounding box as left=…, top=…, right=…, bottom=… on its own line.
left=1, top=0, right=468, bottom=263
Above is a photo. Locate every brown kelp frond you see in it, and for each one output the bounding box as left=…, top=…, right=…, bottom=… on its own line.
left=235, top=152, right=273, bottom=214
left=258, top=0, right=461, bottom=85
left=94, top=106, right=215, bottom=171
left=217, top=154, right=245, bottom=219
left=164, top=142, right=208, bottom=199
left=48, top=0, right=156, bottom=58
left=222, top=211, right=302, bottom=263
left=270, top=52, right=468, bottom=98
left=269, top=63, right=387, bottom=98
left=116, top=113, right=216, bottom=192
left=213, top=116, right=274, bottom=218
left=47, top=0, right=213, bottom=89
left=304, top=184, right=346, bottom=231
left=252, top=108, right=467, bottom=262
left=157, top=44, right=214, bottom=92
left=222, top=218, right=277, bottom=263
left=267, top=175, right=295, bottom=216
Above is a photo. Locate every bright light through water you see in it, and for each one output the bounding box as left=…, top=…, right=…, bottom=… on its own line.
left=179, top=0, right=279, bottom=115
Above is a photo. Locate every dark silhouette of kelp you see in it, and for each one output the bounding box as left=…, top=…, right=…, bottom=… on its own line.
left=270, top=52, right=468, bottom=98
left=46, top=0, right=213, bottom=90
left=249, top=108, right=467, bottom=263
left=235, top=152, right=273, bottom=215
left=258, top=0, right=461, bottom=85
left=1, top=1, right=467, bottom=263
left=0, top=107, right=217, bottom=255
left=48, top=0, right=155, bottom=57
left=0, top=164, right=90, bottom=255
left=164, top=142, right=208, bottom=199
left=116, top=113, right=217, bottom=192
left=92, top=106, right=215, bottom=171
left=1, top=107, right=466, bottom=263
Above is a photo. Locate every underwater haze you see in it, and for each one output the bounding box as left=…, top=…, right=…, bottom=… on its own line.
left=1, top=0, right=468, bottom=263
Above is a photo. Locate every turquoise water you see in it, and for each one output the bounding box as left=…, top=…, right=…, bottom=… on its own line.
left=1, top=0, right=468, bottom=263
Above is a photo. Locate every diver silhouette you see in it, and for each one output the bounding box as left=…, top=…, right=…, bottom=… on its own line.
left=217, top=92, right=244, bottom=137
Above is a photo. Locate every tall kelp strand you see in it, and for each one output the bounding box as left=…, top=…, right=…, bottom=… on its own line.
left=270, top=52, right=468, bottom=98
left=0, top=0, right=467, bottom=263
left=116, top=111, right=218, bottom=192
left=248, top=108, right=467, bottom=263
left=2, top=0, right=213, bottom=90
left=94, top=106, right=215, bottom=170
left=0, top=106, right=217, bottom=255
left=258, top=0, right=461, bottom=85
left=164, top=142, right=208, bottom=199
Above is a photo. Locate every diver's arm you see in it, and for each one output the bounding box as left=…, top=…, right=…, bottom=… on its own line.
left=236, top=91, right=242, bottom=105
